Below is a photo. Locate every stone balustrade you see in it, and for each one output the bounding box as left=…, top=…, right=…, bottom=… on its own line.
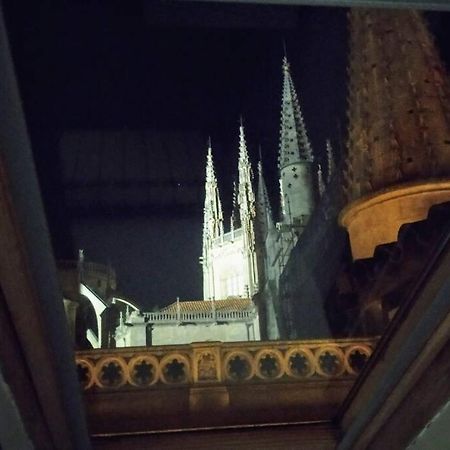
left=76, top=337, right=376, bottom=391
left=142, top=308, right=257, bottom=324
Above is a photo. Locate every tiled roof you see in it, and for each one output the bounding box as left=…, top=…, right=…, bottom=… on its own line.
left=161, top=298, right=254, bottom=314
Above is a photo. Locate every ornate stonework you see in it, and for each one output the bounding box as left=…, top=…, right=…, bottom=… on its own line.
left=76, top=338, right=376, bottom=390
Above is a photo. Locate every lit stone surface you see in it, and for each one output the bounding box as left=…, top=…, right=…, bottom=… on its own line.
left=341, top=9, right=450, bottom=259
left=340, top=180, right=450, bottom=259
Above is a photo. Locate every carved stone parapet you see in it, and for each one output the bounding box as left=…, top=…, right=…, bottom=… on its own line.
left=76, top=338, right=377, bottom=391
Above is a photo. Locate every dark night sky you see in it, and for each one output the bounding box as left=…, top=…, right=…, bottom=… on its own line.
left=4, top=1, right=450, bottom=308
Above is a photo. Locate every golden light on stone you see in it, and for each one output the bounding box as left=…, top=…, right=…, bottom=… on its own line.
left=339, top=180, right=450, bottom=260
left=76, top=338, right=376, bottom=391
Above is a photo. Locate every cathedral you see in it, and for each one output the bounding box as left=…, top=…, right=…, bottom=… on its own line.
left=57, top=8, right=450, bottom=351
left=110, top=55, right=329, bottom=347
left=2, top=6, right=450, bottom=449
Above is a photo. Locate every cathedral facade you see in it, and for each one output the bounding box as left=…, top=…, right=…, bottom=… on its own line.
left=112, top=56, right=331, bottom=346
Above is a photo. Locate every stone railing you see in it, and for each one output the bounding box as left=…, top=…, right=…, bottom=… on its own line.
left=142, top=308, right=257, bottom=324
left=76, top=337, right=377, bottom=390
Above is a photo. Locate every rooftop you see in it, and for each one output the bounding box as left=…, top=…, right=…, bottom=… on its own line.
left=160, top=297, right=254, bottom=314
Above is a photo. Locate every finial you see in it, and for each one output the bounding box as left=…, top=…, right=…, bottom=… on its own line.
left=239, top=115, right=244, bottom=128
left=207, top=136, right=212, bottom=149
left=283, top=39, right=288, bottom=58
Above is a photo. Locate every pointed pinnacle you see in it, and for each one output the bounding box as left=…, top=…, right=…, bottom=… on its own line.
left=238, top=121, right=248, bottom=157
left=282, top=55, right=289, bottom=72
left=283, top=39, right=288, bottom=59
left=206, top=143, right=212, bottom=161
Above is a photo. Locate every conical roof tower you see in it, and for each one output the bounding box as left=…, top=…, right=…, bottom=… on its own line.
left=278, top=56, right=316, bottom=227
left=279, top=57, right=314, bottom=166
left=340, top=9, right=450, bottom=259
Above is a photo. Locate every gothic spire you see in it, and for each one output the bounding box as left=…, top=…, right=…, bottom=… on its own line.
left=202, top=141, right=223, bottom=254
left=236, top=122, right=258, bottom=296
left=238, top=123, right=256, bottom=222
left=278, top=56, right=313, bottom=169
left=326, top=139, right=335, bottom=184
left=256, top=155, right=274, bottom=239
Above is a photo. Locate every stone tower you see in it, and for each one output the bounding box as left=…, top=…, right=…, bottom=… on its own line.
left=201, top=126, right=258, bottom=300
left=340, top=9, right=450, bottom=259
left=278, top=56, right=316, bottom=229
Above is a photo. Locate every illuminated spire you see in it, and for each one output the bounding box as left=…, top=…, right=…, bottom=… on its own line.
left=238, top=123, right=256, bottom=224
left=279, top=56, right=313, bottom=169
left=202, top=140, right=223, bottom=255
left=236, top=121, right=258, bottom=296
left=317, top=164, right=326, bottom=197
left=277, top=56, right=316, bottom=226
left=326, top=139, right=335, bottom=184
